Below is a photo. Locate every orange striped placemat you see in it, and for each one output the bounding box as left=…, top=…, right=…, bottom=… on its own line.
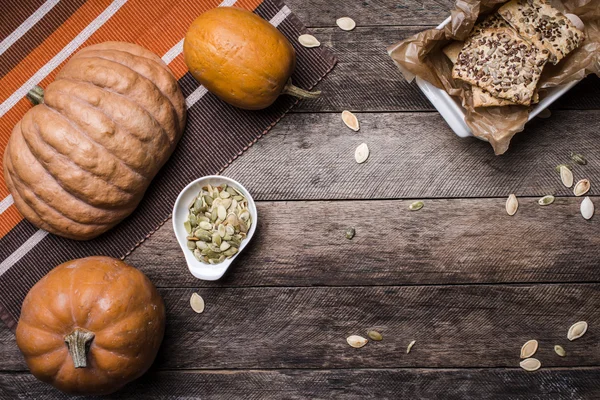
left=0, top=0, right=336, bottom=330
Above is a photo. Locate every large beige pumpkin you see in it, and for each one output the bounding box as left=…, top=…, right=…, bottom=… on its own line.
left=3, top=42, right=186, bottom=240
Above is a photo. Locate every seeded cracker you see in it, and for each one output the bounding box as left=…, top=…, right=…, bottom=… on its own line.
left=452, top=27, right=548, bottom=106
left=443, top=14, right=538, bottom=107
left=498, top=0, right=585, bottom=65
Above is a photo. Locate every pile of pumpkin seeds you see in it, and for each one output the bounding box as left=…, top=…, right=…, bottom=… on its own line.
left=184, top=184, right=251, bottom=265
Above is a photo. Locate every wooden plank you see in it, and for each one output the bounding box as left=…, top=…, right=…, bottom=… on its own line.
left=125, top=198, right=600, bottom=288
left=2, top=368, right=600, bottom=399
left=2, top=284, right=599, bottom=370
left=286, top=0, right=454, bottom=27
left=292, top=26, right=600, bottom=112
left=223, top=111, right=600, bottom=200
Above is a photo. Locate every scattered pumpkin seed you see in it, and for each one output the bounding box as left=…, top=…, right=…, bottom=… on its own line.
left=342, top=110, right=360, bottom=131
left=570, top=152, right=587, bottom=165
left=573, top=179, right=590, bottom=196
left=554, top=345, right=566, bottom=357
left=190, top=293, right=205, bottom=313
left=345, top=227, right=355, bottom=240
left=537, top=108, right=551, bottom=119
left=581, top=197, right=594, bottom=220
left=567, top=321, right=588, bottom=341
left=409, top=201, right=424, bottom=211
left=538, top=195, right=555, bottom=206
left=519, top=358, right=541, bottom=372
left=347, top=335, right=368, bottom=348
left=336, top=17, right=356, bottom=31
left=560, top=165, right=574, bottom=188
left=555, top=164, right=572, bottom=173
left=367, top=330, right=382, bottom=341
left=298, top=34, right=320, bottom=48
left=185, top=184, right=252, bottom=264
left=355, top=143, right=369, bottom=164
left=506, top=194, right=518, bottom=216
left=406, top=340, right=416, bottom=354
left=520, top=339, right=538, bottom=359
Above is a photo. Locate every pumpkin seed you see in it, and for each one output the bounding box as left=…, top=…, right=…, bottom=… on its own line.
left=367, top=330, right=382, bottom=341
left=538, top=195, right=555, bottom=206
left=199, top=221, right=212, bottom=231
left=345, top=227, right=355, bottom=240
left=554, top=345, right=566, bottom=357
left=573, top=179, right=590, bottom=196
left=298, top=34, right=320, bottom=48
left=555, top=164, right=572, bottom=173
left=537, top=108, right=551, bottom=119
left=570, top=152, right=587, bottom=165
left=190, top=293, right=205, bottom=313
left=347, top=335, right=368, bottom=348
left=184, top=184, right=252, bottom=265
left=581, top=197, right=594, bottom=220
left=342, top=110, right=360, bottom=131
left=355, top=143, right=369, bottom=164
left=519, top=358, right=541, bottom=372
left=560, top=165, right=574, bottom=188
left=336, top=17, right=356, bottom=31
left=520, top=340, right=538, bottom=359
left=506, top=194, right=518, bottom=216
left=409, top=201, right=424, bottom=211
left=567, top=321, right=588, bottom=341
left=406, top=340, right=416, bottom=354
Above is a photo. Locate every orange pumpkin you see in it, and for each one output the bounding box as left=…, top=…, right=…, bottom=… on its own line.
left=15, top=257, right=166, bottom=395
left=183, top=7, right=319, bottom=110
left=3, top=42, right=186, bottom=240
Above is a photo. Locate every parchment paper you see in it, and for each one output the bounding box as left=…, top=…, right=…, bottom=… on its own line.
left=388, top=0, right=600, bottom=154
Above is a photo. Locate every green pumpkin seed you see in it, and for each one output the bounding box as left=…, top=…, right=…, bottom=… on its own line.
left=367, top=330, right=382, bottom=341
left=189, top=214, right=198, bottom=226
left=345, top=227, right=355, bottom=240
left=220, top=191, right=231, bottom=199
left=409, top=201, right=424, bottom=211
left=211, top=208, right=218, bottom=222
left=570, top=152, right=587, bottom=165
left=194, top=199, right=204, bottom=213
left=538, top=195, right=555, bottom=206
left=227, top=187, right=237, bottom=196
left=187, top=240, right=196, bottom=250
left=554, top=345, right=566, bottom=357
left=233, top=195, right=244, bottom=201
left=196, top=241, right=208, bottom=250
left=199, top=221, right=212, bottom=230
left=212, top=232, right=222, bottom=246
left=220, top=241, right=231, bottom=251
left=203, top=195, right=213, bottom=206
left=223, top=247, right=238, bottom=257
left=184, top=221, right=192, bottom=234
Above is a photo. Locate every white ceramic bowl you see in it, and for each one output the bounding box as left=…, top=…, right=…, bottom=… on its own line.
left=389, top=16, right=581, bottom=138
left=172, top=176, right=257, bottom=281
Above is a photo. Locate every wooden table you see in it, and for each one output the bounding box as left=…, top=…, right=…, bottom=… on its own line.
left=2, top=0, right=600, bottom=398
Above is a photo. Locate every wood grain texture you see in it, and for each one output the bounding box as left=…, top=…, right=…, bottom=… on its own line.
left=286, top=0, right=454, bottom=26
left=292, top=26, right=600, bottom=112
left=2, top=284, right=599, bottom=371
left=223, top=111, right=600, bottom=200
left=125, top=198, right=600, bottom=288
left=3, top=368, right=600, bottom=399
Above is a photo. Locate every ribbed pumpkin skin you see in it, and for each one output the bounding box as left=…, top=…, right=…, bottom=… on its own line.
left=16, top=257, right=166, bottom=395
left=183, top=7, right=296, bottom=110
left=3, top=42, right=186, bottom=240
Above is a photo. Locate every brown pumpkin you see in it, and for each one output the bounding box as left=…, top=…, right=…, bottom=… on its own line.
left=183, top=7, right=319, bottom=110
left=15, top=256, right=166, bottom=395
left=3, top=42, right=186, bottom=240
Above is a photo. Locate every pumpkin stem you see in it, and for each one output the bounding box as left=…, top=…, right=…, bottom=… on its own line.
left=26, top=85, right=45, bottom=105
left=282, top=79, right=321, bottom=100
left=64, top=328, right=95, bottom=368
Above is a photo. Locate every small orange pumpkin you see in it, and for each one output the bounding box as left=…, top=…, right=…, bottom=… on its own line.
left=183, top=7, right=319, bottom=110
left=15, top=257, right=166, bottom=395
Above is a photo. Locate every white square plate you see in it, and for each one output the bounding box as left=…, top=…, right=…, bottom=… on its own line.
left=403, top=17, right=580, bottom=138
